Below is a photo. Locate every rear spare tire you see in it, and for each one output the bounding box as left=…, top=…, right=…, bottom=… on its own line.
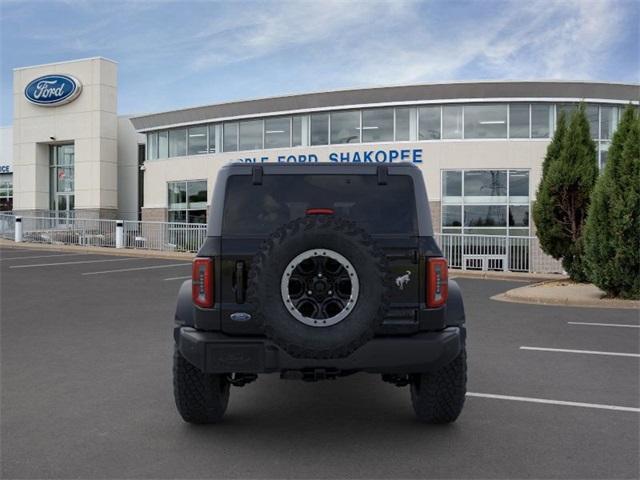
left=248, top=215, right=389, bottom=359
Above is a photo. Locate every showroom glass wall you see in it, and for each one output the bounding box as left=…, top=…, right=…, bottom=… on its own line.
left=167, top=180, right=207, bottom=223
left=49, top=144, right=75, bottom=220
left=0, top=174, right=12, bottom=211
left=145, top=102, right=622, bottom=169
left=441, top=169, right=530, bottom=237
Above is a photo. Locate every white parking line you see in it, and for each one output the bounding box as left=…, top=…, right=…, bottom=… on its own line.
left=10, top=258, right=136, bottom=269
left=83, top=263, right=190, bottom=275
left=1, top=253, right=87, bottom=261
left=568, top=322, right=640, bottom=329
left=520, top=346, right=640, bottom=358
left=164, top=275, right=191, bottom=281
left=467, top=392, right=640, bottom=413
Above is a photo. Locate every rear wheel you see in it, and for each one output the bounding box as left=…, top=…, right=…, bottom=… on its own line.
left=410, top=347, right=467, bottom=423
left=173, top=347, right=230, bottom=424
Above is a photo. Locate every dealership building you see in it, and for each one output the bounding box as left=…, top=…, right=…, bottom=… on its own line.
left=4, top=57, right=638, bottom=241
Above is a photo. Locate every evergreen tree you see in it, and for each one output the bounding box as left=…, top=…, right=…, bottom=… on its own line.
left=533, top=104, right=598, bottom=281
left=584, top=106, right=640, bottom=298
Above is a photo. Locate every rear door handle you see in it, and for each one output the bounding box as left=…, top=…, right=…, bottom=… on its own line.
left=234, top=261, right=246, bottom=304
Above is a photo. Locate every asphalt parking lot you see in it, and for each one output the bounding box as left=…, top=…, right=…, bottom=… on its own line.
left=1, top=245, right=638, bottom=479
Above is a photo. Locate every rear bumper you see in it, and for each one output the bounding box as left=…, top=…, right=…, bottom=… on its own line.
left=176, top=326, right=464, bottom=374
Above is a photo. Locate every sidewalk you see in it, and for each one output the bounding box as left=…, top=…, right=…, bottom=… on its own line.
left=493, top=279, right=640, bottom=309
left=0, top=238, right=195, bottom=260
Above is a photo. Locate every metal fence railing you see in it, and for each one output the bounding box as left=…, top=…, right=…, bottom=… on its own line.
left=0, top=213, right=15, bottom=240
left=20, top=216, right=118, bottom=248
left=434, top=233, right=564, bottom=274
left=122, top=220, right=207, bottom=252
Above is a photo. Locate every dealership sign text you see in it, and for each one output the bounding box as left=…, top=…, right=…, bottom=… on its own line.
left=235, top=148, right=423, bottom=164
left=24, top=75, right=82, bottom=106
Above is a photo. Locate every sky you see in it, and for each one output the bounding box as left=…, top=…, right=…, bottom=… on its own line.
left=0, top=0, right=638, bottom=126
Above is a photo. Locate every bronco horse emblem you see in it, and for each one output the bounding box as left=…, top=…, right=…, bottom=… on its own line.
left=395, top=270, right=411, bottom=290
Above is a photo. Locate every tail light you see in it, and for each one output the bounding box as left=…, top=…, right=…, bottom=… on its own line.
left=192, top=257, right=214, bottom=308
left=306, top=208, right=335, bottom=215
left=426, top=257, right=448, bottom=308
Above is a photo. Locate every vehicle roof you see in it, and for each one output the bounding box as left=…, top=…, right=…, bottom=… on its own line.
left=218, top=162, right=421, bottom=175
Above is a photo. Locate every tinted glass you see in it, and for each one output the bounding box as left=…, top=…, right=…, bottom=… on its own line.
left=223, top=174, right=417, bottom=235
left=586, top=105, right=599, bottom=139
left=265, top=117, right=291, bottom=149
left=509, top=206, right=529, bottom=227
left=208, top=124, right=217, bottom=153
left=187, top=210, right=207, bottom=224
left=442, top=106, right=463, bottom=139
left=464, top=205, right=507, bottom=227
left=169, top=128, right=187, bottom=157
left=464, top=170, right=507, bottom=200
left=531, top=104, right=551, bottom=138
left=509, top=104, right=529, bottom=138
left=419, top=106, right=441, bottom=140
left=362, top=108, right=393, bottom=142
left=187, top=180, right=207, bottom=209
left=464, top=104, right=507, bottom=139
left=509, top=170, right=529, bottom=198
left=443, top=171, right=462, bottom=198
left=239, top=120, right=263, bottom=150
left=188, top=126, right=207, bottom=155
left=600, top=106, right=618, bottom=140
left=223, top=123, right=238, bottom=152
left=442, top=205, right=462, bottom=227
left=330, top=111, right=360, bottom=144
left=158, top=131, right=168, bottom=159
left=147, top=132, right=158, bottom=160
left=168, top=181, right=187, bottom=209
left=395, top=107, right=411, bottom=141
left=168, top=210, right=186, bottom=223
left=310, top=114, right=329, bottom=145
left=292, top=116, right=303, bottom=146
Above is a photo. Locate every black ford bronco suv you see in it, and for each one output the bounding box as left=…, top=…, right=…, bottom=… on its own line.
left=173, top=163, right=467, bottom=424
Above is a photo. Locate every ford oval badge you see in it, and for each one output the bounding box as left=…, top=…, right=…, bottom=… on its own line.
left=24, top=74, right=82, bottom=106
left=230, top=312, right=252, bottom=322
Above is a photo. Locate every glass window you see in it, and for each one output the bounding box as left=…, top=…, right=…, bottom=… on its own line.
left=442, top=106, right=463, bottom=139
left=208, top=124, right=216, bottom=153
left=463, top=170, right=507, bottom=202
left=223, top=122, right=238, bottom=152
left=557, top=103, right=577, bottom=120
left=464, top=104, right=507, bottom=139
left=362, top=108, right=393, bottom=142
left=600, top=106, right=619, bottom=140
left=187, top=180, right=207, bottom=209
left=509, top=104, right=529, bottom=138
left=599, top=142, right=610, bottom=170
left=168, top=180, right=207, bottom=224
left=586, top=105, right=599, bottom=139
left=0, top=173, right=12, bottom=211
left=509, top=170, right=529, bottom=200
left=239, top=120, right=263, bottom=151
left=419, top=106, right=441, bottom=140
left=158, top=131, right=168, bottom=159
left=443, top=171, right=462, bottom=200
left=531, top=104, right=552, bottom=138
left=292, top=116, right=303, bottom=146
left=50, top=144, right=75, bottom=217
left=395, top=107, right=411, bottom=141
left=265, top=117, right=291, bottom=149
left=187, top=126, right=207, bottom=155
left=147, top=132, right=158, bottom=160
left=330, top=110, right=360, bottom=144
left=509, top=206, right=529, bottom=227
left=464, top=205, right=507, bottom=227
left=442, top=205, right=462, bottom=227
left=169, top=128, right=187, bottom=157
left=168, top=181, right=187, bottom=209
left=223, top=174, right=417, bottom=235
left=310, top=113, right=329, bottom=145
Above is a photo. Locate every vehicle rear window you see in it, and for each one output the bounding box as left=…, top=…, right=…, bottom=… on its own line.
left=222, top=174, right=417, bottom=235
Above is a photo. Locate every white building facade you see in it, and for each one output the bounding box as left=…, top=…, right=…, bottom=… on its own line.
left=4, top=57, right=638, bottom=241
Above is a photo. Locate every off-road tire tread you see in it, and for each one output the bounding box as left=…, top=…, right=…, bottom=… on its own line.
left=173, top=348, right=230, bottom=424
left=247, top=215, right=389, bottom=359
left=410, top=347, right=467, bottom=424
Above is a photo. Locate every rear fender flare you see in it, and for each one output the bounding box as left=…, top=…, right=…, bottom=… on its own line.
left=446, top=279, right=465, bottom=327
left=175, top=280, right=194, bottom=328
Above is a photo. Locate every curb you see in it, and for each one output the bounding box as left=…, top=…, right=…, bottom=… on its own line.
left=0, top=239, right=195, bottom=260
left=492, top=284, right=640, bottom=310
left=449, top=270, right=566, bottom=282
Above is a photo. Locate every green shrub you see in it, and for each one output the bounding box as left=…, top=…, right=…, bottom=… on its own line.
left=533, top=105, right=598, bottom=281
left=584, top=106, right=640, bottom=299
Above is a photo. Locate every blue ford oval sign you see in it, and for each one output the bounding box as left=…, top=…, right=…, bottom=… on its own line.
left=24, top=74, right=82, bottom=106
